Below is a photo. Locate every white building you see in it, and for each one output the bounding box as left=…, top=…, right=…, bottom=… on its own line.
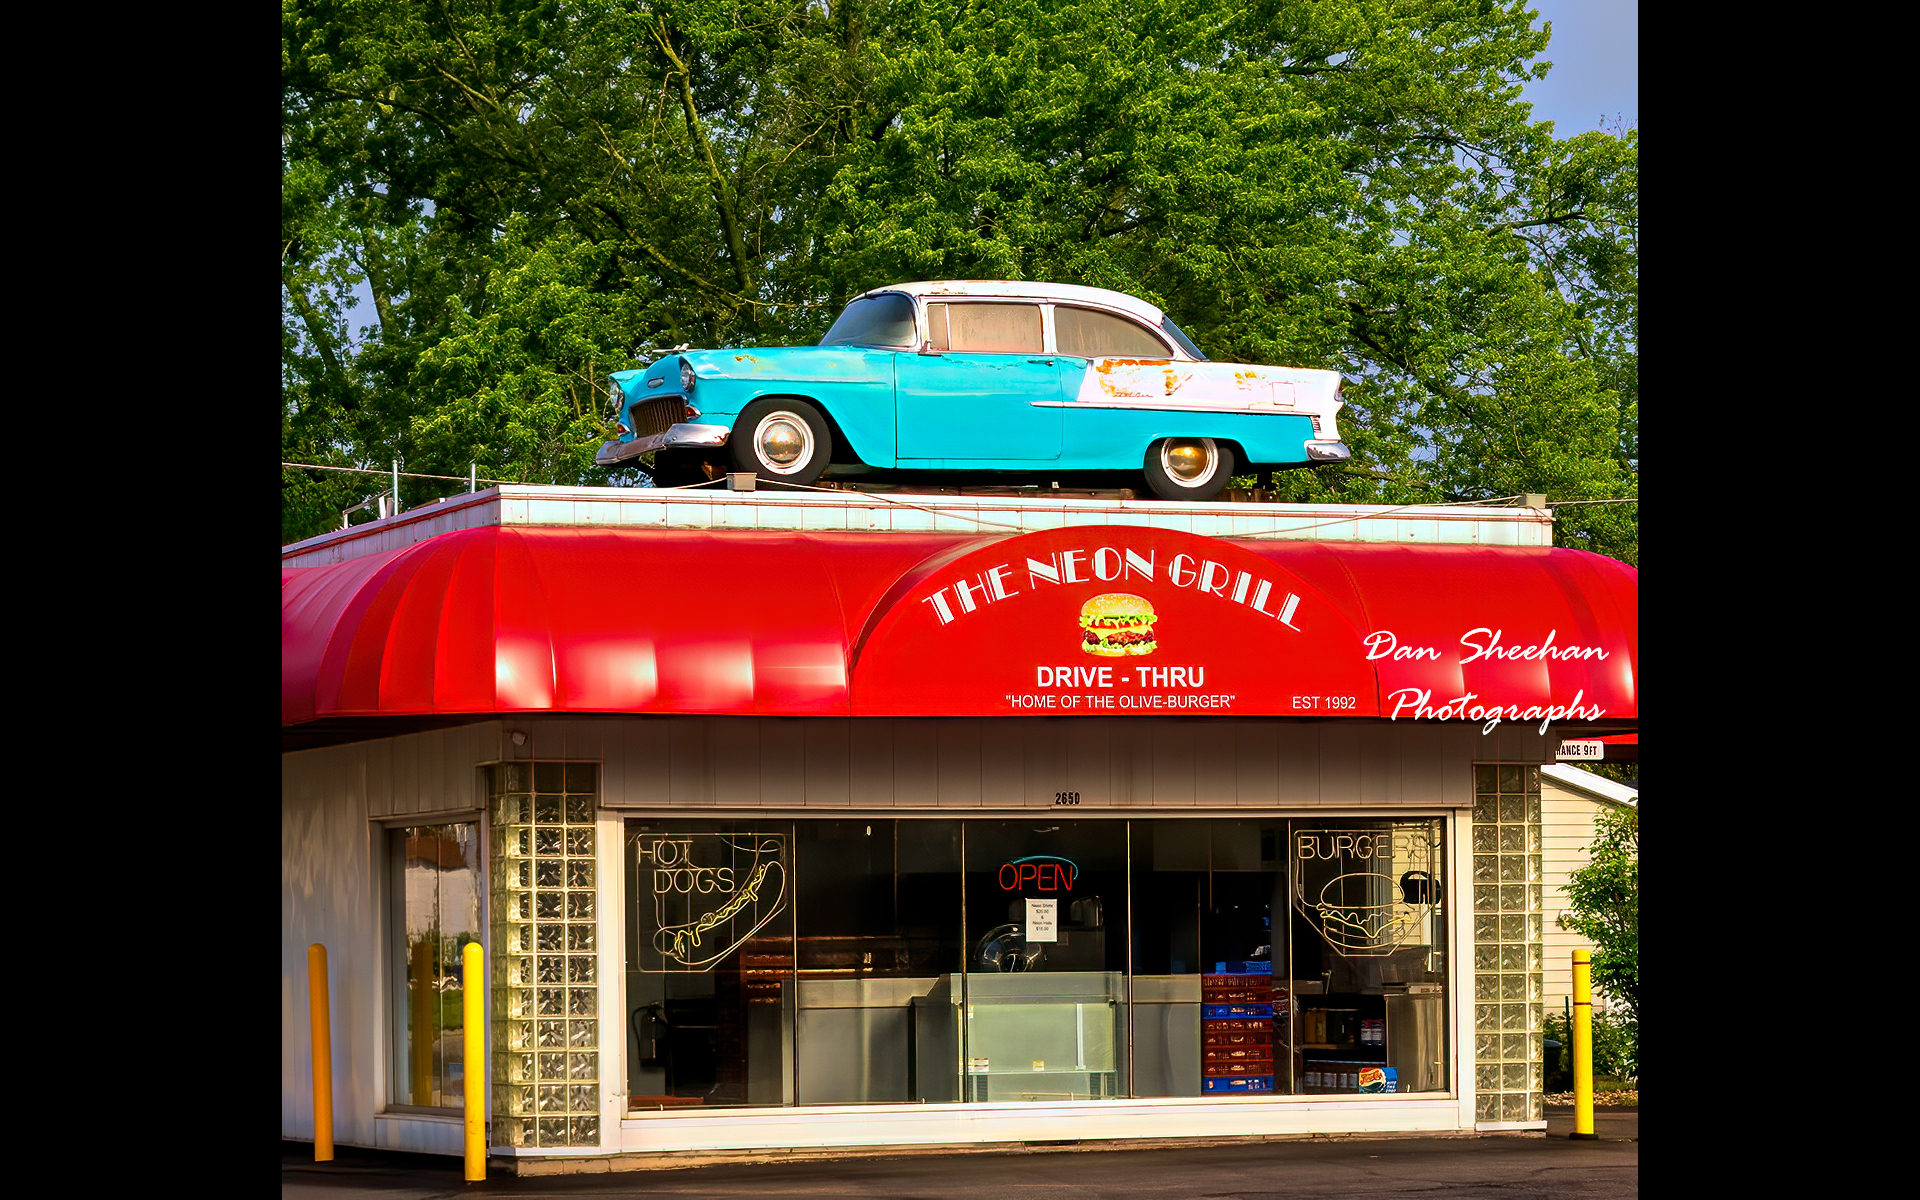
left=282, top=487, right=1639, bottom=1171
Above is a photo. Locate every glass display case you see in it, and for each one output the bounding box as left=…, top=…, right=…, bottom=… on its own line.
left=962, top=972, right=1124, bottom=1101
left=913, top=972, right=1125, bottom=1101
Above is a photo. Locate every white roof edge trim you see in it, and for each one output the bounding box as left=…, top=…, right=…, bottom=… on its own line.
left=857, top=280, right=1168, bottom=327
left=1541, top=763, right=1639, bottom=806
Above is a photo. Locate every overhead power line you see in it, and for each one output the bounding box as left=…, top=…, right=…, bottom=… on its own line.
left=284, top=461, right=517, bottom=486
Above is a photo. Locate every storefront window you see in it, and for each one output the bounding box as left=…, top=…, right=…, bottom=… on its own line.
left=388, top=823, right=481, bottom=1110
left=1284, top=819, right=1448, bottom=1096
left=1129, top=820, right=1285, bottom=1097
left=616, top=815, right=1455, bottom=1112
left=489, top=762, right=601, bottom=1148
left=624, top=819, right=794, bottom=1109
left=794, top=820, right=962, bottom=1104
left=955, top=821, right=1129, bottom=1102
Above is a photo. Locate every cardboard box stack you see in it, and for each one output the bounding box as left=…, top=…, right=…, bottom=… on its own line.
left=1201, top=960, right=1275, bottom=1093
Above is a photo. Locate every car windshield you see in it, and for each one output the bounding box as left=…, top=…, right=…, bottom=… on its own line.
left=1159, top=317, right=1208, bottom=361
left=820, top=293, right=918, bottom=347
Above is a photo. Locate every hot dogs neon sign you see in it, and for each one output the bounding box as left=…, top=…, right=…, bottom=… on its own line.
left=998, top=855, right=1079, bottom=892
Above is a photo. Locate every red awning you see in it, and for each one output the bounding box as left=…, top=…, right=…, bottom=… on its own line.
left=283, top=526, right=1637, bottom=726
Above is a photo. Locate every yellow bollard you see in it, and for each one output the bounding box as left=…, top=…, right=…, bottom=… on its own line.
left=309, top=943, right=334, bottom=1161
left=463, top=941, right=487, bottom=1182
left=1571, top=949, right=1597, bottom=1139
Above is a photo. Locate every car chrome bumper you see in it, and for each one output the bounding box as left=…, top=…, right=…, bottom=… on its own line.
left=1304, top=440, right=1351, bottom=463
left=595, top=423, right=732, bottom=466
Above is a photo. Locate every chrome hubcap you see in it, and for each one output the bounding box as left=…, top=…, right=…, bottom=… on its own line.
left=1161, top=439, right=1218, bottom=486
left=754, top=413, right=813, bottom=474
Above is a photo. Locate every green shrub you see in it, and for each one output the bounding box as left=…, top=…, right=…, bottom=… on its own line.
left=1543, top=1009, right=1638, bottom=1088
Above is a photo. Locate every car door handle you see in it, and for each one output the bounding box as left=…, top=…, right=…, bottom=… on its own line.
left=1026, top=358, right=1054, bottom=365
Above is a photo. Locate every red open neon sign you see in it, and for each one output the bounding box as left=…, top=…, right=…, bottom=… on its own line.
left=998, top=855, right=1078, bottom=892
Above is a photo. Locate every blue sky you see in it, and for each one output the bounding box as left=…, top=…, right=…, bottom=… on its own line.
left=1520, top=1, right=1639, bottom=133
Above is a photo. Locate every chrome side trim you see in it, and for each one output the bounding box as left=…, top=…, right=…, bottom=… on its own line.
left=594, top=423, right=732, bottom=466
left=1028, top=399, right=1291, bottom=413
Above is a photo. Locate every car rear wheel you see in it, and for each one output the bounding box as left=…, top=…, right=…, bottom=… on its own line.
left=1143, top=437, right=1234, bottom=501
left=732, top=399, right=832, bottom=486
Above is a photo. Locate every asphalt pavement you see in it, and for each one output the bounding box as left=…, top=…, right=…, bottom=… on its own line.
left=281, top=1108, right=1636, bottom=1199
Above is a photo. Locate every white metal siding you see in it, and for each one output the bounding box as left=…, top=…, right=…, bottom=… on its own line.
left=284, top=715, right=1551, bottom=1148
left=561, top=717, right=1551, bottom=811
left=283, top=722, right=503, bottom=1152
left=282, top=741, right=376, bottom=1148
left=282, top=487, right=1554, bottom=566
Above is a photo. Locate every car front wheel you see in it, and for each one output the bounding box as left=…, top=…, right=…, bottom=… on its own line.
left=732, top=399, right=833, bottom=486
left=1143, top=437, right=1234, bottom=501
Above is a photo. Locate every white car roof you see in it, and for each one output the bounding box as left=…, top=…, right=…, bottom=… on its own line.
left=857, top=280, right=1168, bottom=328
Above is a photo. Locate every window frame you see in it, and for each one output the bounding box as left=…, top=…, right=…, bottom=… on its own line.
left=1049, top=303, right=1177, bottom=359
left=910, top=296, right=1180, bottom=359
left=820, top=291, right=922, bottom=349
left=610, top=811, right=1455, bottom=1111
left=920, top=297, right=1049, bottom=355
left=381, top=809, right=489, bottom=1116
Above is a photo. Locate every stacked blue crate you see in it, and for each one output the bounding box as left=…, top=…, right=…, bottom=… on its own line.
left=1201, top=961, right=1274, bottom=1093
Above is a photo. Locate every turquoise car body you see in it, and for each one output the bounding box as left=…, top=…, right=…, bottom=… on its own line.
left=595, top=282, right=1348, bottom=479
left=612, top=346, right=1318, bottom=469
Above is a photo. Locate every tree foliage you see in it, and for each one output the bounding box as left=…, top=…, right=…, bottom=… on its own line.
left=283, top=0, right=1638, bottom=551
left=1558, top=804, right=1639, bottom=1018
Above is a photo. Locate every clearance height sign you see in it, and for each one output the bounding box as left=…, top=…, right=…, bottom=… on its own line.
left=850, top=526, right=1379, bottom=716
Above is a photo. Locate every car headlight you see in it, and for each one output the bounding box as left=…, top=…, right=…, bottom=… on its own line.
left=609, top=382, right=625, bottom=414
left=680, top=360, right=697, bottom=393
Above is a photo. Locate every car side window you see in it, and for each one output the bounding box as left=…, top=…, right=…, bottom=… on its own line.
left=926, top=302, right=1044, bottom=353
left=1054, top=306, right=1173, bottom=358
left=819, top=292, right=918, bottom=347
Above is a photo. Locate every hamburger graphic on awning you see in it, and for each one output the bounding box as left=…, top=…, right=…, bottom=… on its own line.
left=1080, top=593, right=1158, bottom=656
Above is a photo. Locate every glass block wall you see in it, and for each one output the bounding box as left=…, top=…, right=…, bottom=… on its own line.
left=489, top=762, right=600, bottom=1149
left=1471, top=764, right=1543, bottom=1125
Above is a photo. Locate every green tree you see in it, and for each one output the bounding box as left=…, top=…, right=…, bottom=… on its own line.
left=1558, top=805, right=1638, bottom=1018
left=282, top=0, right=1639, bottom=555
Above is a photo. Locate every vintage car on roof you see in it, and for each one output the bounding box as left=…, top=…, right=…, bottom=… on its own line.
left=595, top=281, right=1350, bottom=500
